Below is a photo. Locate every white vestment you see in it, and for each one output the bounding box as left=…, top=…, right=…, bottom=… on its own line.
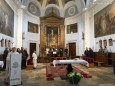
left=32, top=53, right=37, bottom=68
left=6, top=51, right=19, bottom=82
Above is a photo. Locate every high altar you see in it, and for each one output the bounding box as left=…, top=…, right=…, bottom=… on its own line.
left=40, top=13, right=65, bottom=56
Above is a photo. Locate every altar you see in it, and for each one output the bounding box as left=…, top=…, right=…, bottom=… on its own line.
left=53, top=58, right=89, bottom=67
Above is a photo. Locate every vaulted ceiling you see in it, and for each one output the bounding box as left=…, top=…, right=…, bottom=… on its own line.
left=22, top=0, right=95, bottom=18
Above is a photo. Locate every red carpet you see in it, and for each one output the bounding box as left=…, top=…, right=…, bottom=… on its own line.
left=46, top=66, right=54, bottom=81
left=73, top=66, right=92, bottom=78
left=46, top=65, right=92, bottom=80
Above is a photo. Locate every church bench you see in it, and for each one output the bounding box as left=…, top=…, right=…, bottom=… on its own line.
left=83, top=57, right=94, bottom=68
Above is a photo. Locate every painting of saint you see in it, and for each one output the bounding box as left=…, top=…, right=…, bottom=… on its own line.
left=94, top=2, right=115, bottom=38
left=0, top=0, right=14, bottom=37
left=108, top=39, right=113, bottom=46
left=46, top=27, right=58, bottom=48
left=99, top=40, right=102, bottom=47
left=28, top=22, right=38, bottom=33
left=103, top=40, right=107, bottom=47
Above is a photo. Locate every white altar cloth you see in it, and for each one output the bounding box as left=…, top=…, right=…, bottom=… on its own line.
left=0, top=61, right=4, bottom=68
left=53, top=59, right=89, bottom=67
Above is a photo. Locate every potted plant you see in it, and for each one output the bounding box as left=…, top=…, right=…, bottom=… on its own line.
left=67, top=72, right=83, bottom=84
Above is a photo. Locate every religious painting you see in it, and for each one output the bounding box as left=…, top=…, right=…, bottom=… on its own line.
left=8, top=40, right=11, bottom=48
left=108, top=39, right=113, bottom=46
left=46, top=26, right=58, bottom=48
left=5, top=39, right=8, bottom=47
left=1, top=38, right=4, bottom=47
left=46, top=0, right=59, bottom=6
left=0, top=0, right=14, bottom=37
left=99, top=40, right=102, bottom=47
left=28, top=22, right=38, bottom=33
left=94, top=2, right=115, bottom=38
left=103, top=40, right=107, bottom=47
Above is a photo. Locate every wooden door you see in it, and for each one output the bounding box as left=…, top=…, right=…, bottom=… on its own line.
left=69, top=43, right=76, bottom=57
left=29, top=43, right=36, bottom=58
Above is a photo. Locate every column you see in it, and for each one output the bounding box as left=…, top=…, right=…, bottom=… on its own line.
left=16, top=5, right=25, bottom=48
left=84, top=11, right=90, bottom=48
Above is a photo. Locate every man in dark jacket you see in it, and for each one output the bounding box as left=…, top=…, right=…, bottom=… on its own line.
left=84, top=47, right=89, bottom=57
left=88, top=48, right=94, bottom=58
left=3, top=48, right=9, bottom=69
left=21, top=47, right=28, bottom=69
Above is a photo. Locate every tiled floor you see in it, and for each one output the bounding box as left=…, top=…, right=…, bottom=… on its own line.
left=0, top=63, right=115, bottom=86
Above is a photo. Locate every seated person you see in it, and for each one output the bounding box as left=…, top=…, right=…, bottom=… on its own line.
left=88, top=48, right=94, bottom=58
left=66, top=64, right=73, bottom=75
left=103, top=46, right=108, bottom=57
left=84, top=47, right=89, bottom=57
left=99, top=46, right=103, bottom=52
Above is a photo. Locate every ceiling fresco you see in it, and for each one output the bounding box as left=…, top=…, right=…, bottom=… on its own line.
left=37, top=0, right=74, bottom=7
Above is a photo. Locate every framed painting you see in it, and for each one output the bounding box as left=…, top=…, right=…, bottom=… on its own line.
left=103, top=40, right=107, bottom=47
left=0, top=0, right=14, bottom=37
left=108, top=39, right=113, bottom=46
left=8, top=40, right=11, bottom=48
left=28, top=22, right=38, bottom=33
left=99, top=40, right=102, bottom=47
left=94, top=2, right=115, bottom=38
left=1, top=38, right=4, bottom=47
left=46, top=26, right=58, bottom=48
left=5, top=39, right=8, bottom=47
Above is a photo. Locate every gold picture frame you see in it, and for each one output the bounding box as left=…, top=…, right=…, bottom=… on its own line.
left=99, top=40, right=102, bottom=47
left=103, top=40, right=107, bottom=47
left=108, top=39, right=113, bottom=46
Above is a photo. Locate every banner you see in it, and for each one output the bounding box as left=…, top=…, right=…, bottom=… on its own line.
left=9, top=54, right=21, bottom=85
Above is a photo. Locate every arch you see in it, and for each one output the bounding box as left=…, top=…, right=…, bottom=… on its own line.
left=44, top=4, right=60, bottom=16
left=27, top=1, right=41, bottom=17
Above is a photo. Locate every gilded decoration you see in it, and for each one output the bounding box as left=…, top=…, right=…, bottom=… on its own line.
left=40, top=13, right=65, bottom=55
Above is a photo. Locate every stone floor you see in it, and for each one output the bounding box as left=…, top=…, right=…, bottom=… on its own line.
left=0, top=63, right=115, bottom=86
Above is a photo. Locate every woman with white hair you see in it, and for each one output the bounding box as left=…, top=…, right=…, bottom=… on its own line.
left=32, top=51, right=37, bottom=69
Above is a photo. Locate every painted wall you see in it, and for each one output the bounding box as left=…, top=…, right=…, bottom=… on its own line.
left=88, top=0, right=115, bottom=53
left=0, top=0, right=18, bottom=54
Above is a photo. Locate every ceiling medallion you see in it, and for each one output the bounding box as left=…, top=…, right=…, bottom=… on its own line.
left=29, top=4, right=37, bottom=14
left=68, top=6, right=75, bottom=16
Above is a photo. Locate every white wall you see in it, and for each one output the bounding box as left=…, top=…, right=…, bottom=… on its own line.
left=22, top=12, right=40, bottom=55
left=65, top=12, right=85, bottom=56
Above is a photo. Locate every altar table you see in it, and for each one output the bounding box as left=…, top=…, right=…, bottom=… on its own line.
left=53, top=59, right=89, bottom=67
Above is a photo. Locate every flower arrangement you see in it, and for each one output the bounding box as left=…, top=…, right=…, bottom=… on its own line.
left=67, top=72, right=83, bottom=84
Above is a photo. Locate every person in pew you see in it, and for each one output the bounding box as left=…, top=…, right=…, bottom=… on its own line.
left=88, top=48, right=94, bottom=58
left=84, top=47, right=89, bottom=57
left=99, top=46, right=103, bottom=52
left=3, top=47, right=9, bottom=70
left=103, top=46, right=108, bottom=57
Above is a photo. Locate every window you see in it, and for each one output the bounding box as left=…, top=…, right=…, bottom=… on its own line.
left=67, top=23, right=78, bottom=34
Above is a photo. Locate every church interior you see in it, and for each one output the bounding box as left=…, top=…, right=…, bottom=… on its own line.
left=0, top=0, right=115, bottom=86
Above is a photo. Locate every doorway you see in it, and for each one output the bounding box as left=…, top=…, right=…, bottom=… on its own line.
left=29, top=43, right=36, bottom=58
left=69, top=43, right=76, bottom=57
